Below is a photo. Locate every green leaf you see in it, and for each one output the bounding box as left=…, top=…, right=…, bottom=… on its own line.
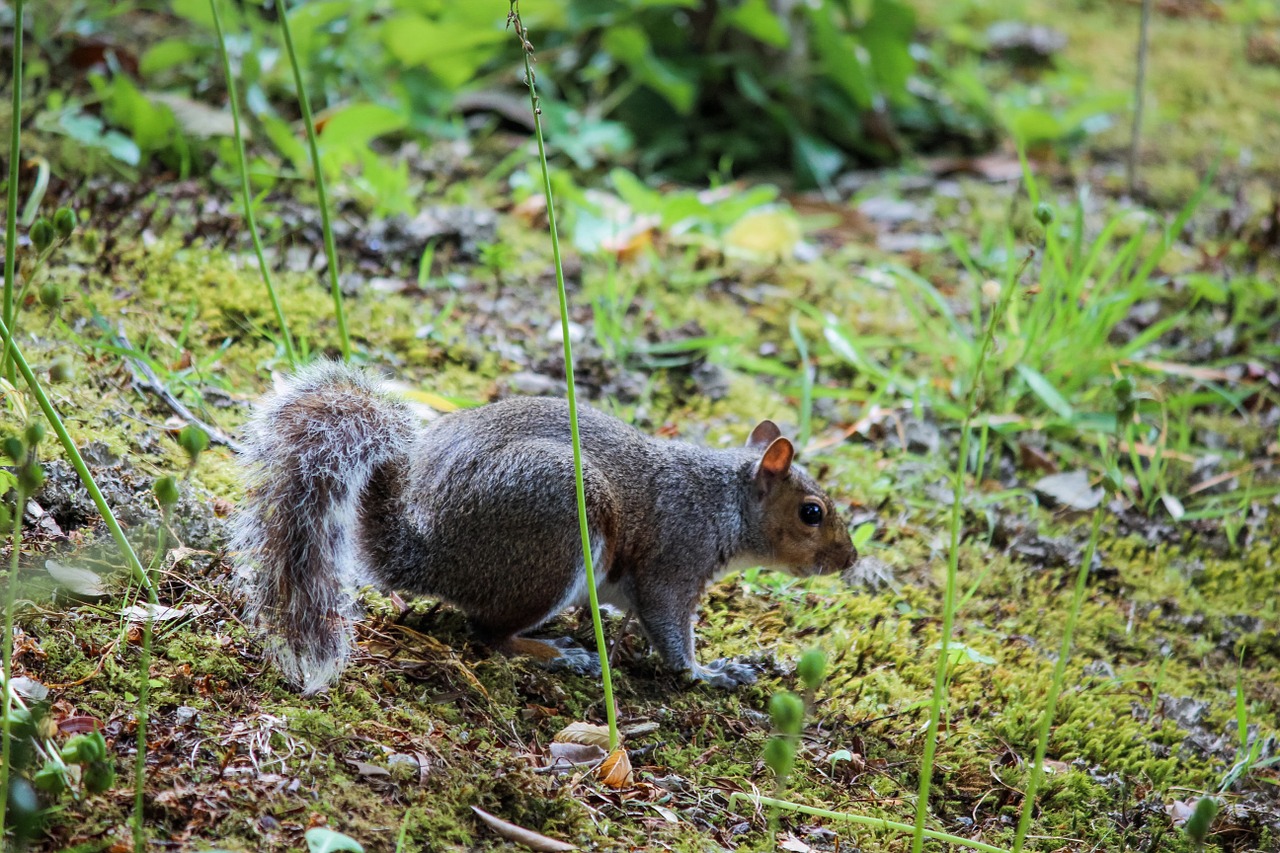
left=808, top=6, right=873, bottom=109
left=1015, top=364, right=1075, bottom=419
left=724, top=0, right=789, bottom=47
left=140, top=39, right=201, bottom=77
left=601, top=26, right=696, bottom=114
left=863, top=0, right=916, bottom=102
left=305, top=828, right=365, bottom=853
left=380, top=15, right=505, bottom=90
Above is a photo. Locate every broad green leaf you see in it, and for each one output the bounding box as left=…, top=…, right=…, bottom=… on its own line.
left=808, top=6, right=872, bottom=108
left=305, top=828, right=365, bottom=853
left=864, top=0, right=915, bottom=102
left=381, top=15, right=506, bottom=90
left=724, top=0, right=789, bottom=47
left=140, top=39, right=201, bottom=77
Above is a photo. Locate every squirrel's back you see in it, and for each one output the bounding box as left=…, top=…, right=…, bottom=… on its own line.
left=231, top=361, right=417, bottom=692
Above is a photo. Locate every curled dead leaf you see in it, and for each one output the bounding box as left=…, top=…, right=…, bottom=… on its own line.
left=553, top=721, right=613, bottom=750
left=547, top=742, right=606, bottom=769
left=471, top=805, right=576, bottom=852
left=597, top=748, right=633, bottom=789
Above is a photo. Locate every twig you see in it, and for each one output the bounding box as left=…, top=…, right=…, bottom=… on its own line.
left=115, top=329, right=242, bottom=453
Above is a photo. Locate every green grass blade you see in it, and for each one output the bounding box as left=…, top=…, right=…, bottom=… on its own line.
left=3, top=0, right=25, bottom=385
left=277, top=2, right=351, bottom=361
left=1012, top=506, right=1103, bottom=852
left=0, top=484, right=27, bottom=835
left=912, top=253, right=1026, bottom=853
left=731, top=793, right=1011, bottom=853
left=210, top=0, right=297, bottom=367
left=510, top=0, right=618, bottom=751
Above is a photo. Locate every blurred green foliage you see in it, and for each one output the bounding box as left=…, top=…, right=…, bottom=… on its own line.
left=21, top=0, right=1012, bottom=192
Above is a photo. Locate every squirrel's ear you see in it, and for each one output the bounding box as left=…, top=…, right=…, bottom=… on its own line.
left=747, top=420, right=783, bottom=449
left=755, top=436, right=794, bottom=481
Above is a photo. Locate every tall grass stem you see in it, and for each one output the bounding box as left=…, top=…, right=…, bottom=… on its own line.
left=277, top=4, right=351, bottom=361
left=1011, top=506, right=1103, bottom=851
left=133, top=508, right=168, bottom=853
left=1127, top=0, right=1153, bottom=195
left=0, top=485, right=28, bottom=834
left=3, top=0, right=25, bottom=385
left=209, top=0, right=297, bottom=367
left=731, top=794, right=1010, bottom=853
left=911, top=253, right=1028, bottom=852
left=508, top=1, right=618, bottom=751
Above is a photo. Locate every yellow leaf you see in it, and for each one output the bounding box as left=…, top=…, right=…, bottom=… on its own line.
left=723, top=208, right=801, bottom=260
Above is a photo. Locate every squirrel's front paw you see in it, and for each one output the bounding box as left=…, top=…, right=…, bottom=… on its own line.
left=689, top=657, right=758, bottom=689
left=543, top=637, right=604, bottom=677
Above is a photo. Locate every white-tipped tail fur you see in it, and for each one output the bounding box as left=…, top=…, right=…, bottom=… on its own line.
left=231, top=361, right=417, bottom=693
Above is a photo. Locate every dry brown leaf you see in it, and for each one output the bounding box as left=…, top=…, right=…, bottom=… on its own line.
left=471, top=806, right=577, bottom=852
left=597, top=748, right=633, bottom=789
left=547, top=742, right=607, bottom=769
left=553, top=721, right=613, bottom=749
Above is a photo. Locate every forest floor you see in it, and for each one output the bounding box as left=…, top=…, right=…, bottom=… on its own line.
left=4, top=2, right=1280, bottom=852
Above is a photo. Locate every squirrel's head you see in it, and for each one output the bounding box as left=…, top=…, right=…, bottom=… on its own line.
left=748, top=420, right=857, bottom=578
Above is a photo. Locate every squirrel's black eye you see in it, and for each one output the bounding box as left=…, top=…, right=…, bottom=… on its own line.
left=800, top=501, right=824, bottom=526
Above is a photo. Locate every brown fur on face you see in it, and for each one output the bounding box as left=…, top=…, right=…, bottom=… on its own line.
left=751, top=431, right=857, bottom=577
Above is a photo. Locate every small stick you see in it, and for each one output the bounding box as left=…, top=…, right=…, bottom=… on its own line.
left=1127, top=0, right=1153, bottom=196
left=115, top=328, right=242, bottom=453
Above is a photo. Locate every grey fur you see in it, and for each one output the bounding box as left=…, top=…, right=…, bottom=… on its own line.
left=233, top=361, right=856, bottom=693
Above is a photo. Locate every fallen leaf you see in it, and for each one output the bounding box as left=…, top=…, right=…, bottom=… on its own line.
left=347, top=761, right=391, bottom=778
left=1033, top=470, right=1103, bottom=511
left=121, top=603, right=207, bottom=622
left=11, top=676, right=48, bottom=700
left=46, top=561, right=108, bottom=597
left=779, top=835, right=813, bottom=853
left=150, top=92, right=242, bottom=139
left=547, top=742, right=607, bottom=769
left=1160, top=493, right=1186, bottom=521
left=597, top=748, right=633, bottom=789
left=553, top=722, right=612, bottom=750
left=471, top=806, right=576, bottom=852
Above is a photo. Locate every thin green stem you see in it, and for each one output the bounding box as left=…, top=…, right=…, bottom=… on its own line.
left=209, top=0, right=297, bottom=367
left=1, top=485, right=28, bottom=835
left=1012, top=507, right=1102, bottom=851
left=730, top=794, right=1011, bottom=853
left=911, top=254, right=1027, bottom=853
left=133, top=512, right=165, bottom=853
left=0, top=316, right=154, bottom=845
left=3, top=0, right=25, bottom=385
left=0, top=316, right=149, bottom=587
left=277, top=4, right=350, bottom=361
left=510, top=1, right=618, bottom=752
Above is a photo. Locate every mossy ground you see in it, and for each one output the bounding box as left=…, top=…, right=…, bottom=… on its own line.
left=4, top=2, right=1280, bottom=852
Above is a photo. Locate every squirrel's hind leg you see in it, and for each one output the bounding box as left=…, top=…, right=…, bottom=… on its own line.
left=498, top=636, right=603, bottom=677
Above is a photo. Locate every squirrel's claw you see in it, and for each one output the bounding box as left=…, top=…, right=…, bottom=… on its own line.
left=689, top=657, right=758, bottom=689
left=544, top=637, right=604, bottom=677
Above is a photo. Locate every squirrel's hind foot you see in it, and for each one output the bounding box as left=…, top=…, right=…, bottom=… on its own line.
left=689, top=657, right=758, bottom=689
left=542, top=636, right=604, bottom=677
left=503, top=635, right=603, bottom=677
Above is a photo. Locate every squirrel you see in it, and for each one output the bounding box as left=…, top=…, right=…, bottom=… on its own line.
left=231, top=361, right=856, bottom=694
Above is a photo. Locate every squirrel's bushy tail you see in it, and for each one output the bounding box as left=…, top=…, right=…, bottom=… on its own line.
left=231, top=361, right=417, bottom=693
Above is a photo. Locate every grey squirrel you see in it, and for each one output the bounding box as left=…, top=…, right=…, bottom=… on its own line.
left=232, top=361, right=856, bottom=694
